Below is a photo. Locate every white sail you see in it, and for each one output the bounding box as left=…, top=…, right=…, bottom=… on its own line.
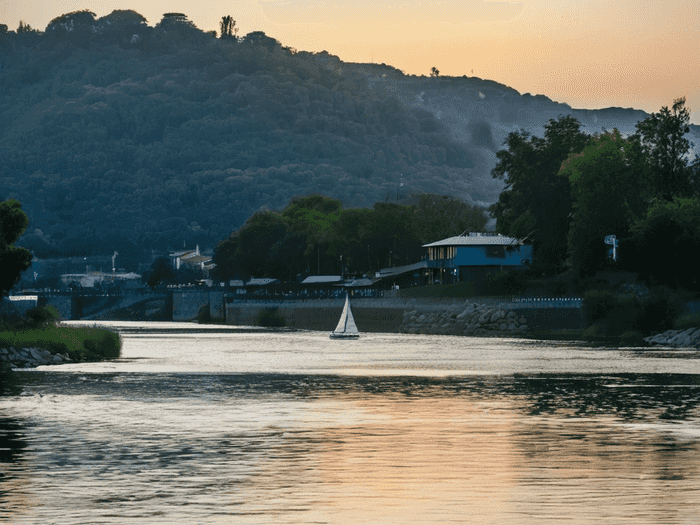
left=330, top=295, right=360, bottom=338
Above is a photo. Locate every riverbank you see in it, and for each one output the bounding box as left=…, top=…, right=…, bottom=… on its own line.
left=0, top=324, right=121, bottom=369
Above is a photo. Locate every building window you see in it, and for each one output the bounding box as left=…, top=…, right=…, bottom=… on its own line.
left=429, top=246, right=455, bottom=260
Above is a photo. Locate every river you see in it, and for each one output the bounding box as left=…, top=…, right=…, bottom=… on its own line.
left=2, top=321, right=700, bottom=524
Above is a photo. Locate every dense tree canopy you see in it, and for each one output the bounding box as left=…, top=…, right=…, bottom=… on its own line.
left=0, top=10, right=484, bottom=259
left=635, top=98, right=693, bottom=200
left=560, top=130, right=648, bottom=276
left=489, top=115, right=590, bottom=273
left=214, top=193, right=487, bottom=281
left=0, top=199, right=32, bottom=296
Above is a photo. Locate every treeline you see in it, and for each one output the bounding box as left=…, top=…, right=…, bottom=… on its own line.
left=0, top=10, right=485, bottom=259
left=211, top=194, right=487, bottom=281
left=491, top=98, right=700, bottom=290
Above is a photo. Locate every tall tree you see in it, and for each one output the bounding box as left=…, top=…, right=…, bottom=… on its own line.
left=560, top=130, right=648, bottom=276
left=489, top=116, right=590, bottom=274
left=635, top=97, right=693, bottom=200
left=0, top=200, right=33, bottom=297
left=219, top=16, right=238, bottom=40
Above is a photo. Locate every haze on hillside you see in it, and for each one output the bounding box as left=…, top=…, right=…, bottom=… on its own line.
left=1, top=9, right=698, bottom=263
left=4, top=0, right=699, bottom=123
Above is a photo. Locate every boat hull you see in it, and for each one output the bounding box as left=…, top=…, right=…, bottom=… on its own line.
left=329, top=332, right=360, bottom=339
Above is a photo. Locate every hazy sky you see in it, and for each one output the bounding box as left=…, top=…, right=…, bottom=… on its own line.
left=3, top=0, right=699, bottom=123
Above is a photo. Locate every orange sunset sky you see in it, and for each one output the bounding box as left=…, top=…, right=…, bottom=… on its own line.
left=3, top=0, right=699, bottom=123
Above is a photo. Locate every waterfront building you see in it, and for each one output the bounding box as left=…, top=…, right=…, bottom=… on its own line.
left=423, top=232, right=533, bottom=284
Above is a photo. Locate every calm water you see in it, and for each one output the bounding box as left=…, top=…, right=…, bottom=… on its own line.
left=2, top=321, right=700, bottom=524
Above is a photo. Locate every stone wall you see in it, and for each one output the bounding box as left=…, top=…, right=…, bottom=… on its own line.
left=0, top=347, right=72, bottom=368
left=400, top=301, right=528, bottom=336
left=644, top=328, right=700, bottom=348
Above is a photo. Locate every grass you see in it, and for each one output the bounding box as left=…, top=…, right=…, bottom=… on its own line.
left=0, top=324, right=121, bottom=362
left=673, top=312, right=700, bottom=331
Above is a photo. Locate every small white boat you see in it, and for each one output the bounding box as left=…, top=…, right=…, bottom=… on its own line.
left=330, top=294, right=360, bottom=339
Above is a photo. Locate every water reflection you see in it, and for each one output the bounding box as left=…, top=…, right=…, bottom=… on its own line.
left=2, top=328, right=700, bottom=523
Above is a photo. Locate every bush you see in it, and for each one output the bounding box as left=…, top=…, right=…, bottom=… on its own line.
left=479, top=269, right=527, bottom=296
left=256, top=308, right=286, bottom=327
left=636, top=287, right=685, bottom=333
left=583, top=290, right=619, bottom=325
left=619, top=330, right=647, bottom=347
left=82, top=331, right=121, bottom=360
left=26, top=305, right=61, bottom=326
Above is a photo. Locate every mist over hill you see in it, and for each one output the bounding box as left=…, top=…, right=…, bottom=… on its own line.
left=2, top=11, right=698, bottom=259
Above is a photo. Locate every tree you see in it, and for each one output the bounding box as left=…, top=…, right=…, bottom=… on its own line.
left=635, top=97, right=693, bottom=200
left=219, top=16, right=238, bottom=40
left=560, top=130, right=648, bottom=276
left=0, top=200, right=33, bottom=297
left=146, top=256, right=176, bottom=287
left=632, top=197, right=700, bottom=289
left=17, top=21, right=35, bottom=33
left=408, top=193, right=487, bottom=243
left=430, top=67, right=440, bottom=77
left=46, top=10, right=98, bottom=42
left=490, top=116, right=590, bottom=273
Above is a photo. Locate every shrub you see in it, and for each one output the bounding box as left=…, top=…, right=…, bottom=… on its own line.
left=636, top=287, right=684, bottom=333
left=82, top=331, right=121, bottom=360
left=26, top=305, right=61, bottom=326
left=479, top=269, right=527, bottom=295
left=583, top=290, right=619, bottom=325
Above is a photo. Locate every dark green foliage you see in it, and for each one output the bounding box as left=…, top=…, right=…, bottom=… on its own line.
left=583, top=287, right=684, bottom=336
left=561, top=130, right=649, bottom=277
left=82, top=331, right=120, bottom=360
left=0, top=11, right=482, bottom=258
left=634, top=98, right=693, bottom=200
left=25, top=305, right=60, bottom=326
left=632, top=197, right=700, bottom=289
left=214, top=193, right=486, bottom=280
left=0, top=200, right=32, bottom=297
left=636, top=287, right=684, bottom=333
left=147, top=256, right=177, bottom=288
left=490, top=116, right=590, bottom=274
left=219, top=16, right=238, bottom=40
left=583, top=289, right=622, bottom=325
left=256, top=308, right=286, bottom=327
left=478, top=269, right=527, bottom=295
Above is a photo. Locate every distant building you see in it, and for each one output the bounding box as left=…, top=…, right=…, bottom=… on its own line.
left=423, top=232, right=533, bottom=283
left=169, top=245, right=216, bottom=278
left=60, top=271, right=142, bottom=289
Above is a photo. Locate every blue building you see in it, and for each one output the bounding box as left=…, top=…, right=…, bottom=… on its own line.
left=423, top=232, right=533, bottom=284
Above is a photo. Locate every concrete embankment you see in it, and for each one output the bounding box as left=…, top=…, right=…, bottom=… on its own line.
left=225, top=297, right=584, bottom=335
left=0, top=347, right=72, bottom=368
left=400, top=301, right=529, bottom=336
left=644, top=328, right=700, bottom=348
left=226, top=298, right=405, bottom=332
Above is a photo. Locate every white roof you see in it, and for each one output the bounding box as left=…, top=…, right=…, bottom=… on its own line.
left=423, top=233, right=522, bottom=247
left=301, top=275, right=342, bottom=284
left=246, top=278, right=279, bottom=286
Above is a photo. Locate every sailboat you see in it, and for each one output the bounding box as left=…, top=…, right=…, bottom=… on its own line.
left=330, top=294, right=360, bottom=339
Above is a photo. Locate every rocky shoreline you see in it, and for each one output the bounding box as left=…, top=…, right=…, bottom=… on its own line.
left=400, top=301, right=528, bottom=336
left=644, top=328, right=700, bottom=348
left=0, top=347, right=72, bottom=368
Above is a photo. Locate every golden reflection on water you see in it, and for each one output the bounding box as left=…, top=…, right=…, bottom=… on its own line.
left=307, top=394, right=519, bottom=523
left=301, top=393, right=700, bottom=524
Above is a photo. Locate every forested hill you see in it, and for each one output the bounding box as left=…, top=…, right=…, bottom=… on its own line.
left=2, top=11, right=698, bottom=259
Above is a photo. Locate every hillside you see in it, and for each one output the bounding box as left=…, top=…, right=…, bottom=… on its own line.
left=2, top=11, right=698, bottom=259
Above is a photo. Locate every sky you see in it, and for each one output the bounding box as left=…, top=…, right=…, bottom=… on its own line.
left=3, top=0, right=699, bottom=123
